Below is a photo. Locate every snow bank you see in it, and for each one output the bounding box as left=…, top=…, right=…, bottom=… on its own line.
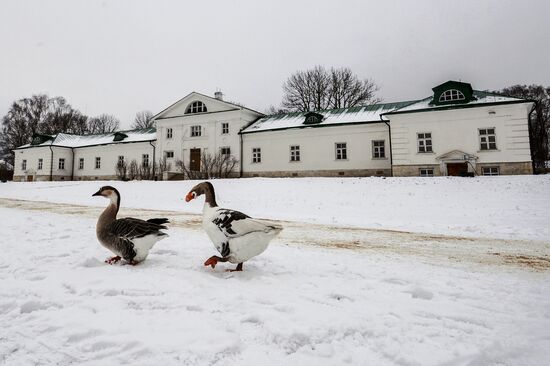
left=1, top=175, right=549, bottom=241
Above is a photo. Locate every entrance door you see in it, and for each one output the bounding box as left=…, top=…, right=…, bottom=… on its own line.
left=447, top=163, right=467, bottom=176
left=27, top=175, right=34, bottom=182
left=190, top=148, right=201, bottom=171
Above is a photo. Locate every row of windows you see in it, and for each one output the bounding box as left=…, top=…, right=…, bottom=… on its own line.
left=249, top=141, right=385, bottom=164
left=417, top=128, right=497, bottom=153
left=419, top=167, right=500, bottom=177
left=165, top=123, right=230, bottom=139
left=21, top=155, right=151, bottom=171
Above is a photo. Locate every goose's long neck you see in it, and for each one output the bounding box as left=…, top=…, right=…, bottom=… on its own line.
left=97, top=196, right=119, bottom=229
left=204, top=186, right=218, bottom=208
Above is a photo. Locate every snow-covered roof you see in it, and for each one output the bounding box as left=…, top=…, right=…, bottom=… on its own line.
left=15, top=128, right=156, bottom=150
left=241, top=101, right=416, bottom=134
left=384, top=90, right=529, bottom=115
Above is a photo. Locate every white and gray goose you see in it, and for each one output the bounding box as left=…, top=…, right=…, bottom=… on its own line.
left=93, top=186, right=169, bottom=265
left=185, top=181, right=282, bottom=272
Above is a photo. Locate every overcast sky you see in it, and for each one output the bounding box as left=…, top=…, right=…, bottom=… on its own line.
left=1, top=0, right=549, bottom=129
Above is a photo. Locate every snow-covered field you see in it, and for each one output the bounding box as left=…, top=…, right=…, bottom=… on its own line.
left=1, top=176, right=549, bottom=365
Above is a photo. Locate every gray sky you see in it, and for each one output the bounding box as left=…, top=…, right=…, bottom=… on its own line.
left=1, top=0, right=549, bottom=129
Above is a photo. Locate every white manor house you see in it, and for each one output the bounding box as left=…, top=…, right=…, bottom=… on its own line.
left=12, top=80, right=535, bottom=181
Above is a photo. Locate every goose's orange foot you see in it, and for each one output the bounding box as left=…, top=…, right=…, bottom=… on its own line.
left=105, top=256, right=121, bottom=265
left=204, top=256, right=218, bottom=268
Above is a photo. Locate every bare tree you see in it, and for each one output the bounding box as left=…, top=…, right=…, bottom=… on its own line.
left=281, top=65, right=380, bottom=112
left=0, top=94, right=88, bottom=165
left=176, top=151, right=238, bottom=179
left=127, top=160, right=139, bottom=180
left=115, top=160, right=128, bottom=181
left=131, top=110, right=154, bottom=129
left=155, top=157, right=171, bottom=180
left=87, top=114, right=120, bottom=134
left=139, top=161, right=153, bottom=180
left=498, top=84, right=550, bottom=171
left=265, top=105, right=289, bottom=115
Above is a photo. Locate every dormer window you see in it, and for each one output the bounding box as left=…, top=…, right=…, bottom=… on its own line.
left=438, top=89, right=466, bottom=102
left=303, top=112, right=323, bottom=125
left=113, top=132, right=128, bottom=142
left=185, top=101, right=207, bottom=114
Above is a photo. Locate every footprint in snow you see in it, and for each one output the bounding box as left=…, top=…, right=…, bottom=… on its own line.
left=79, top=257, right=103, bottom=268
left=406, top=287, right=434, bottom=300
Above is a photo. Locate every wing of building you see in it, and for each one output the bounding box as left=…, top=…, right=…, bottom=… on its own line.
left=11, top=81, right=535, bottom=181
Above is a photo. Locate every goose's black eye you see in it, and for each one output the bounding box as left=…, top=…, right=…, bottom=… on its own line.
left=192, top=192, right=197, bottom=198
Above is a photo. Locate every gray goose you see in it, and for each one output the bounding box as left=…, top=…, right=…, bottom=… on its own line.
left=93, top=186, right=168, bottom=265
left=185, top=181, right=282, bottom=271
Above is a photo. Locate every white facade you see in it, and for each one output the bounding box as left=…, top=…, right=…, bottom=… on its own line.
left=152, top=92, right=263, bottom=178
left=242, top=123, right=391, bottom=177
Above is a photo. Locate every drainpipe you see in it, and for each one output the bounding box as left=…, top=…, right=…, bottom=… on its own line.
left=239, top=131, right=243, bottom=178
left=70, top=147, right=75, bottom=181
left=527, top=101, right=537, bottom=174
left=48, top=145, right=54, bottom=181
left=380, top=115, right=393, bottom=177
left=149, top=140, right=156, bottom=180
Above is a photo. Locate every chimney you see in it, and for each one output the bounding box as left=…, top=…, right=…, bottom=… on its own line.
left=214, top=90, right=224, bottom=101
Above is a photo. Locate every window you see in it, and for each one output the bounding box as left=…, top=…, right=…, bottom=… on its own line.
left=118, top=156, right=124, bottom=165
left=482, top=167, right=499, bottom=176
left=336, top=143, right=347, bottom=160
left=220, top=147, right=231, bottom=156
left=22, top=160, right=27, bottom=170
left=221, top=123, right=229, bottom=134
left=439, top=89, right=465, bottom=102
left=166, top=128, right=173, bottom=139
left=38, top=158, right=43, bottom=170
left=420, top=168, right=434, bottom=177
left=95, top=157, right=101, bottom=169
left=165, top=151, right=174, bottom=159
left=79, top=158, right=84, bottom=170
left=372, top=140, right=385, bottom=158
left=185, top=101, right=207, bottom=114
left=479, top=128, right=497, bottom=150
left=59, top=158, right=65, bottom=170
left=191, top=125, right=202, bottom=137
left=290, top=145, right=300, bottom=162
left=252, top=148, right=261, bottom=163
left=305, top=115, right=319, bottom=124
left=142, top=154, right=149, bottom=167
left=418, top=133, right=433, bottom=153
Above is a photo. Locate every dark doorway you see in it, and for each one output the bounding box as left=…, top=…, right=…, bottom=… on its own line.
left=190, top=148, right=201, bottom=171
left=27, top=175, right=34, bottom=182
left=447, top=162, right=468, bottom=176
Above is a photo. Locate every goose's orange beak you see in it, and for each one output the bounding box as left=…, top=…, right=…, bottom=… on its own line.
left=185, top=192, right=194, bottom=202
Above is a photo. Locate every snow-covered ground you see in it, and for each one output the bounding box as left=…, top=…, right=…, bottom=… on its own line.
left=1, top=175, right=549, bottom=241
left=1, top=177, right=549, bottom=365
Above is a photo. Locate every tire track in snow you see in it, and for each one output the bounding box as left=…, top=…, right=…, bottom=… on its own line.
left=1, top=197, right=549, bottom=271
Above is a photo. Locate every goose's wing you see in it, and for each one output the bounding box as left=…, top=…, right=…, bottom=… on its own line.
left=213, top=209, right=276, bottom=238
left=107, top=217, right=167, bottom=240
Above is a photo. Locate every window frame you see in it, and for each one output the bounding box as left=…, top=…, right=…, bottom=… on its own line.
left=142, top=154, right=149, bottom=167
left=220, top=146, right=231, bottom=156
left=191, top=125, right=202, bottom=137
left=419, top=168, right=434, bottom=177
left=290, top=145, right=301, bottom=162
left=372, top=140, right=386, bottom=159
left=118, top=156, right=125, bottom=166
left=79, top=158, right=84, bottom=170
left=417, top=132, right=433, bottom=153
left=479, top=128, right=497, bottom=151
left=38, top=158, right=43, bottom=170
left=439, top=89, right=466, bottom=102
left=482, top=166, right=500, bottom=176
left=95, top=157, right=101, bottom=169
left=221, top=122, right=229, bottom=135
left=59, top=158, right=65, bottom=170
left=335, top=142, right=347, bottom=160
left=165, top=151, right=174, bottom=159
left=166, top=128, right=173, bottom=139
left=22, top=159, right=27, bottom=171
left=185, top=101, right=207, bottom=114
left=252, top=147, right=262, bottom=163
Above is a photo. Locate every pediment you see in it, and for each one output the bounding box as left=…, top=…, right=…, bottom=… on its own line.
left=152, top=92, right=241, bottom=120
left=436, top=150, right=478, bottom=161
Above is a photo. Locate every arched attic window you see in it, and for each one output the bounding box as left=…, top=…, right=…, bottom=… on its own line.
left=439, top=89, right=465, bottom=102
left=185, top=101, right=207, bottom=114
